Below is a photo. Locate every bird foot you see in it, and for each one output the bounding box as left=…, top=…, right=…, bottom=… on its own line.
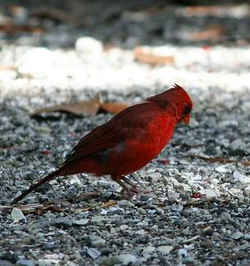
left=120, top=182, right=152, bottom=199
left=113, top=176, right=151, bottom=199
left=121, top=186, right=152, bottom=199
left=120, top=186, right=138, bottom=199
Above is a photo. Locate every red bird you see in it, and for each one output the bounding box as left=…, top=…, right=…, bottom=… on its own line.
left=12, top=84, right=193, bottom=204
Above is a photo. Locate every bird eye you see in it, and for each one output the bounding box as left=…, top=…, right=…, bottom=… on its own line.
left=184, top=105, right=191, bottom=115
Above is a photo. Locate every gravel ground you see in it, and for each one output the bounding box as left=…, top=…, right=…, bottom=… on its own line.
left=0, top=3, right=250, bottom=266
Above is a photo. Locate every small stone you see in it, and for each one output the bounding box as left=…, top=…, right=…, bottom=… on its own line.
left=0, top=260, right=14, bottom=266
left=244, top=234, right=250, bottom=240
left=229, top=188, right=243, bottom=198
left=91, top=238, right=106, bottom=248
left=73, top=219, right=89, bottom=226
left=92, top=216, right=106, bottom=224
left=233, top=171, right=250, bottom=184
left=86, top=248, right=101, bottom=260
left=75, top=37, right=103, bottom=60
left=178, top=248, right=188, bottom=260
left=220, top=212, right=231, bottom=221
left=149, top=172, right=162, bottom=181
left=120, top=224, right=128, bottom=231
left=142, top=246, right=155, bottom=255
left=168, top=191, right=180, bottom=202
left=44, top=242, right=57, bottom=250
left=38, top=259, right=60, bottom=266
left=231, top=232, right=244, bottom=240
left=117, top=254, right=137, bottom=265
left=16, top=259, right=34, bottom=266
left=244, top=186, right=250, bottom=196
left=11, top=208, right=26, bottom=223
left=118, top=200, right=134, bottom=208
left=157, top=245, right=174, bottom=255
left=231, top=139, right=244, bottom=150
left=52, top=217, right=72, bottom=227
left=69, top=176, right=82, bottom=186
left=139, top=194, right=152, bottom=202
left=215, top=165, right=229, bottom=173
left=137, top=208, right=147, bottom=215
left=204, top=190, right=218, bottom=200
left=99, top=256, right=120, bottom=266
left=182, top=235, right=199, bottom=244
left=136, top=229, right=146, bottom=235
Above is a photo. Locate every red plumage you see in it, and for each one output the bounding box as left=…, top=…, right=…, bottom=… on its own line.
left=12, top=84, right=193, bottom=204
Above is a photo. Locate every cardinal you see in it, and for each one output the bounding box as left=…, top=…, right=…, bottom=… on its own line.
left=12, top=84, right=193, bottom=204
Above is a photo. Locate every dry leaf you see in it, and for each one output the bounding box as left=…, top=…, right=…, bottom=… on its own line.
left=32, top=97, right=129, bottom=117
left=100, top=102, right=129, bottom=114
left=190, top=26, right=224, bottom=41
left=0, top=23, right=44, bottom=34
left=134, top=47, right=175, bottom=66
left=32, top=97, right=101, bottom=116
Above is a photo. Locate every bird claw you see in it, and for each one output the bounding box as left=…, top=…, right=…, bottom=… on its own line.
left=121, top=186, right=152, bottom=199
left=120, top=186, right=138, bottom=199
left=120, top=182, right=151, bottom=199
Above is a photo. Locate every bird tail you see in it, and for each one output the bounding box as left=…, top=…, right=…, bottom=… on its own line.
left=11, top=170, right=60, bottom=205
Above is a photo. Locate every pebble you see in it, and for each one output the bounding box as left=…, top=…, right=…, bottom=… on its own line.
left=118, top=200, right=135, bottom=208
left=142, top=246, right=155, bottom=256
left=86, top=248, right=101, bottom=260
left=90, top=237, right=106, bottom=248
left=231, top=232, right=244, bottom=240
left=157, top=245, right=174, bottom=255
left=215, top=165, right=229, bottom=173
left=92, top=216, right=106, bottom=224
left=37, top=259, right=60, bottom=266
left=75, top=37, right=103, bottom=60
left=244, top=234, right=250, bottom=240
left=16, top=259, right=34, bottom=266
left=52, top=217, right=73, bottom=227
left=10, top=208, right=26, bottom=223
left=117, top=254, right=137, bottom=265
left=72, top=219, right=89, bottom=226
left=204, top=190, right=218, bottom=200
left=233, top=171, right=250, bottom=184
left=99, top=256, right=121, bottom=266
left=244, top=186, right=250, bottom=197
left=231, top=139, right=244, bottom=150
left=0, top=261, right=14, bottom=266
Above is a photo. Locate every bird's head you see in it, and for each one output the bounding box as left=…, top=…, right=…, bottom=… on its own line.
left=147, top=84, right=193, bottom=124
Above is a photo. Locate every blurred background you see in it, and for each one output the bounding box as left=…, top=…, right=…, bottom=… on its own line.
left=1, top=0, right=250, bottom=48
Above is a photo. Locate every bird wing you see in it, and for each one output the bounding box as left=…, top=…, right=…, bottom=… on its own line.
left=63, top=102, right=163, bottom=164
left=63, top=122, right=122, bottom=164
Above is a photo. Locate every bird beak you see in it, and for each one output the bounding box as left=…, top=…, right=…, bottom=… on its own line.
left=183, top=114, right=191, bottom=125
